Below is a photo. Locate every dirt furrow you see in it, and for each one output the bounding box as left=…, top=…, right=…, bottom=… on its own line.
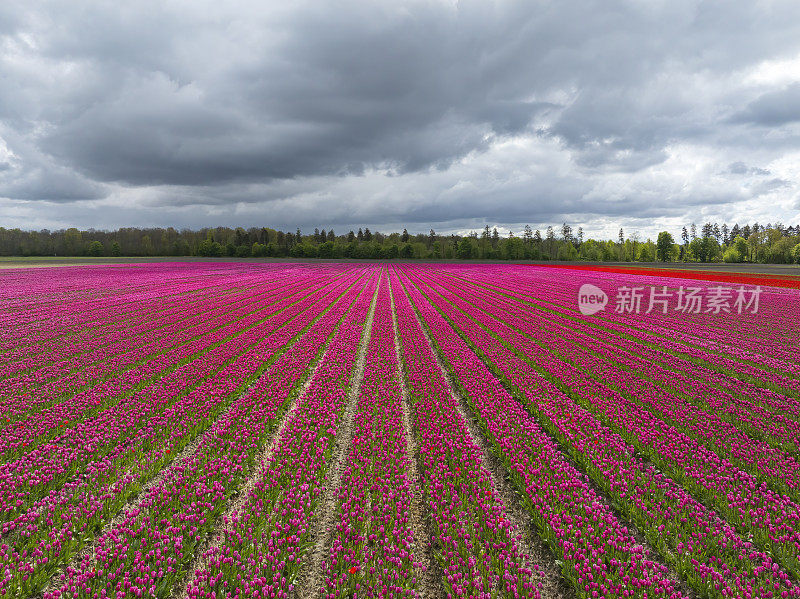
left=404, top=279, right=574, bottom=599
left=389, top=280, right=439, bottom=599
left=296, top=280, right=380, bottom=598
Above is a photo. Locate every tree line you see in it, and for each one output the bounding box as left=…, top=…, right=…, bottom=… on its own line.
left=1, top=221, right=799, bottom=263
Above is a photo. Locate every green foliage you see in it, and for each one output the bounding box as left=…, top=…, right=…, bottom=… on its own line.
left=87, top=240, right=104, bottom=257
left=656, top=231, right=675, bottom=261
left=1, top=223, right=798, bottom=264
left=456, top=237, right=474, bottom=259
left=733, top=236, right=748, bottom=258
left=556, top=243, right=578, bottom=261
left=687, top=237, right=720, bottom=262
left=723, top=247, right=743, bottom=263
left=197, top=239, right=223, bottom=257
left=636, top=243, right=655, bottom=262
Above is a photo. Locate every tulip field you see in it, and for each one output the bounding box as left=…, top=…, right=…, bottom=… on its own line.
left=2, top=262, right=800, bottom=599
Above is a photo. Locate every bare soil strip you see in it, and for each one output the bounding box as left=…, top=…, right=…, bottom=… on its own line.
left=38, top=282, right=352, bottom=598
left=172, top=345, right=331, bottom=599
left=297, top=282, right=380, bottom=598
left=403, top=279, right=574, bottom=599
left=389, top=280, right=439, bottom=599
left=39, top=407, right=211, bottom=599
left=409, top=272, right=696, bottom=598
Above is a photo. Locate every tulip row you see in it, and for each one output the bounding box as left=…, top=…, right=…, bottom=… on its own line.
left=471, top=267, right=800, bottom=418
left=432, top=271, right=800, bottom=498
left=390, top=272, right=542, bottom=599
left=0, top=275, right=245, bottom=372
left=48, top=269, right=371, bottom=599
left=425, top=269, right=800, bottom=578
left=449, top=270, right=800, bottom=450
left=0, top=273, right=362, bottom=597
left=401, top=267, right=800, bottom=598
left=394, top=268, right=686, bottom=599
left=319, top=274, right=420, bottom=598
left=471, top=266, right=800, bottom=397
left=186, top=271, right=379, bottom=599
left=0, top=275, right=266, bottom=390
left=0, top=272, right=343, bottom=509
left=0, top=272, right=311, bottom=426
left=0, top=264, right=251, bottom=354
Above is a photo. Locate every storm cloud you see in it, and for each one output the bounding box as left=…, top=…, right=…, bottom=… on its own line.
left=1, top=0, right=799, bottom=237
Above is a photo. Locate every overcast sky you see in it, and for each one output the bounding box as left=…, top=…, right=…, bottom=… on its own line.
left=1, top=0, right=800, bottom=239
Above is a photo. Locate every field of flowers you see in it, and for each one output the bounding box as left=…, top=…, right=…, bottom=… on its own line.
left=1, top=261, right=799, bottom=599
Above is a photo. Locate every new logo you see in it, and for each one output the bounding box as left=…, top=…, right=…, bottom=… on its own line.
left=577, top=283, right=608, bottom=315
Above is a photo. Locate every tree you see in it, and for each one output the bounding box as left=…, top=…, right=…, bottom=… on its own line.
left=64, top=228, right=83, bottom=255
left=110, top=241, right=122, bottom=257
left=721, top=223, right=730, bottom=245
left=733, top=236, right=748, bottom=258
left=141, top=235, right=154, bottom=256
left=793, top=243, right=800, bottom=264
left=576, top=227, right=584, bottom=246
left=523, top=225, right=533, bottom=245
left=197, top=239, right=223, bottom=257
left=723, top=246, right=743, bottom=263
left=87, top=240, right=104, bottom=257
left=456, top=237, right=474, bottom=259
left=636, top=243, right=654, bottom=262
left=363, top=228, right=373, bottom=242
left=656, top=232, right=675, bottom=262
left=492, top=228, right=499, bottom=248
left=401, top=228, right=410, bottom=243
left=428, top=229, right=436, bottom=248
left=690, top=223, right=697, bottom=241
left=545, top=226, right=555, bottom=258
left=681, top=226, right=689, bottom=247
left=557, top=243, right=578, bottom=261
left=561, top=223, right=572, bottom=243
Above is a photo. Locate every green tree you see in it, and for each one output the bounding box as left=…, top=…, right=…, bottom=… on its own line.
left=456, top=237, right=474, bottom=259
left=733, top=236, right=748, bottom=259
left=64, top=228, right=83, bottom=255
left=197, top=239, right=223, bottom=257
left=656, top=231, right=675, bottom=262
left=557, top=243, right=578, bottom=261
left=110, top=241, right=122, bottom=257
left=793, top=243, right=800, bottom=264
left=636, top=243, right=655, bottom=262
left=87, top=240, right=104, bottom=257
left=723, top=247, right=744, bottom=263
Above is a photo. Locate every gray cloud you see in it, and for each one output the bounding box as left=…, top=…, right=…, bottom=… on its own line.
left=733, top=84, right=800, bottom=126
left=1, top=0, right=800, bottom=235
left=728, top=162, right=771, bottom=176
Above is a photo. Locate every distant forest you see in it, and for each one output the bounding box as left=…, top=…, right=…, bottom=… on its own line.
left=1, top=222, right=800, bottom=263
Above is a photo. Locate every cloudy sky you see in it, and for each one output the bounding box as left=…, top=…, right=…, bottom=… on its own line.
left=1, top=0, right=799, bottom=239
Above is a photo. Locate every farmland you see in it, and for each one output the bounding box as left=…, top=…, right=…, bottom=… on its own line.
left=1, top=262, right=799, bottom=599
